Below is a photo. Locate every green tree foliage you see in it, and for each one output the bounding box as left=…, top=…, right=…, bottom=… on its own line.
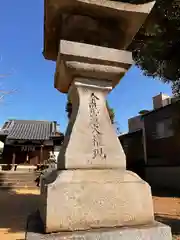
left=138, top=110, right=150, bottom=115
left=172, top=80, right=180, bottom=96
left=65, top=98, right=115, bottom=124
left=111, top=0, right=180, bottom=96
left=106, top=101, right=115, bottom=124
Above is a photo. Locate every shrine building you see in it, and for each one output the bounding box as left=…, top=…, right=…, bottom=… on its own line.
left=0, top=119, right=63, bottom=166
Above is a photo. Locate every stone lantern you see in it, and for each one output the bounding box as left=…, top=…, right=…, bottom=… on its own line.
left=27, top=1, right=172, bottom=239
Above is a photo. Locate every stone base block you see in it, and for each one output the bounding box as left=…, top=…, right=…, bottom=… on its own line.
left=40, top=170, right=155, bottom=233
left=26, top=214, right=172, bottom=240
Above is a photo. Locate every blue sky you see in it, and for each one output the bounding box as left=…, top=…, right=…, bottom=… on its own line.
left=0, top=0, right=172, bottom=133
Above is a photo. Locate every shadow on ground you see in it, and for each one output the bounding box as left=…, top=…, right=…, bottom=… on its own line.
left=155, top=214, right=180, bottom=236
left=0, top=191, right=40, bottom=232
left=0, top=172, right=40, bottom=238
left=152, top=187, right=180, bottom=198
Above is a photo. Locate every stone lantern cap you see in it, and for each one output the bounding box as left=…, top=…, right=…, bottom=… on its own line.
left=54, top=40, right=134, bottom=93
left=43, top=0, right=155, bottom=61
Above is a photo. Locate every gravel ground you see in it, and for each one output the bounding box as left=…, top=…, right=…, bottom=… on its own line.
left=153, top=194, right=180, bottom=239
left=0, top=189, right=40, bottom=240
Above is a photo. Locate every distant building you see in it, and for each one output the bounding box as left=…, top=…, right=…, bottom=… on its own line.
left=153, top=93, right=172, bottom=109
left=128, top=115, right=144, bottom=133
left=0, top=120, right=64, bottom=166
left=120, top=129, right=144, bottom=178
left=142, top=95, right=180, bottom=167
left=119, top=93, right=180, bottom=189
left=127, top=93, right=174, bottom=133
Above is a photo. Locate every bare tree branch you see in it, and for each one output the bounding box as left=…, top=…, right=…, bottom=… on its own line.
left=0, top=68, right=15, bottom=79
left=0, top=56, right=16, bottom=102
left=0, top=90, right=15, bottom=94
left=0, top=89, right=16, bottom=102
left=0, top=74, right=11, bottom=78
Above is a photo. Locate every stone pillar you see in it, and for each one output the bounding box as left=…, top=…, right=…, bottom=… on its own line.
left=40, top=144, right=44, bottom=165
left=58, top=78, right=126, bottom=170
left=36, top=1, right=172, bottom=239
left=12, top=152, right=16, bottom=171
left=12, top=152, right=16, bottom=165
left=40, top=42, right=155, bottom=234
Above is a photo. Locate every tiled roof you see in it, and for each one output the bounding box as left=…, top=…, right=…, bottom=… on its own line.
left=0, top=120, right=57, bottom=140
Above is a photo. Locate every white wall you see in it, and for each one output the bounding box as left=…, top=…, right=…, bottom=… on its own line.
left=54, top=146, right=61, bottom=161
left=128, top=115, right=144, bottom=132
left=0, top=141, right=4, bottom=149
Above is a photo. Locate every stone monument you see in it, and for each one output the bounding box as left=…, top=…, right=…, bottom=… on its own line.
left=26, top=0, right=172, bottom=239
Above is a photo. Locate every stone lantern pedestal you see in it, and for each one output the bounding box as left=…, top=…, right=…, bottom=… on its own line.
left=26, top=1, right=172, bottom=239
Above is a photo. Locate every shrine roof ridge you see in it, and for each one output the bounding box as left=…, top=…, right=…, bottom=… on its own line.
left=0, top=119, right=59, bottom=141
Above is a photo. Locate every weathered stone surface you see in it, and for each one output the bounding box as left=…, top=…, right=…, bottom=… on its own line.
left=40, top=169, right=154, bottom=233
left=40, top=0, right=173, bottom=238
left=59, top=40, right=133, bottom=66
left=57, top=78, right=126, bottom=169
left=26, top=221, right=172, bottom=240
left=55, top=40, right=133, bottom=93
left=43, top=0, right=155, bottom=60
left=60, top=14, right=121, bottom=49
